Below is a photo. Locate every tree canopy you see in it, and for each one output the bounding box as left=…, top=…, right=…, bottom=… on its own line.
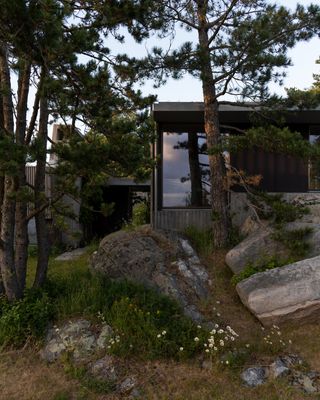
left=0, top=0, right=155, bottom=301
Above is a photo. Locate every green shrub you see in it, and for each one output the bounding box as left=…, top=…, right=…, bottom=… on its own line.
left=272, top=227, right=313, bottom=258
left=231, top=257, right=291, bottom=285
left=0, top=288, right=54, bottom=347
left=249, top=192, right=309, bottom=224
left=132, top=201, right=150, bottom=226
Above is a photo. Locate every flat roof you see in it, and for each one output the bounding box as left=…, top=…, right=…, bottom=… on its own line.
left=152, top=102, right=255, bottom=112
left=152, top=102, right=320, bottom=125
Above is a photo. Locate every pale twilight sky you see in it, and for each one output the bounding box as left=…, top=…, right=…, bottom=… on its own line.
left=109, top=0, right=320, bottom=103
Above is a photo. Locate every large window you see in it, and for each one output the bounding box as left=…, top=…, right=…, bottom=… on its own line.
left=309, top=133, right=320, bottom=191
left=162, top=132, right=211, bottom=207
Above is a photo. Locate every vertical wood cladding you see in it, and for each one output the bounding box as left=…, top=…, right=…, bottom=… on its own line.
left=231, top=148, right=308, bottom=192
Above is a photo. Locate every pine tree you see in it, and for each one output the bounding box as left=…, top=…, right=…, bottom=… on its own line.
left=127, top=0, right=320, bottom=247
left=0, top=0, right=155, bottom=300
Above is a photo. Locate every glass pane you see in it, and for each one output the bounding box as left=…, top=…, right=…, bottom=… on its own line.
left=309, top=134, right=320, bottom=191
left=162, top=132, right=211, bottom=207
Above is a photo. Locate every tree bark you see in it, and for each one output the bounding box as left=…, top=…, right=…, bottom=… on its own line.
left=14, top=60, right=31, bottom=293
left=33, top=75, right=50, bottom=288
left=0, top=44, right=21, bottom=300
left=196, top=1, right=230, bottom=247
left=0, top=174, right=4, bottom=295
left=0, top=73, right=4, bottom=295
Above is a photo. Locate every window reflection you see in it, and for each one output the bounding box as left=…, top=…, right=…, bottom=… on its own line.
left=162, top=132, right=211, bottom=207
left=309, top=134, right=320, bottom=191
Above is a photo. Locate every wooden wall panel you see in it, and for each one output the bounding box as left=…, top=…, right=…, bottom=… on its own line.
left=231, top=148, right=308, bottom=192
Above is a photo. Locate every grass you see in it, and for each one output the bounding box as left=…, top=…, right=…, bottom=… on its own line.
left=184, top=226, right=214, bottom=256
left=1, top=244, right=208, bottom=360
left=1, top=242, right=320, bottom=399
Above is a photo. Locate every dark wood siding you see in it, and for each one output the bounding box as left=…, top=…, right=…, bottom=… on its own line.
left=231, top=148, right=308, bottom=192
left=155, top=209, right=212, bottom=230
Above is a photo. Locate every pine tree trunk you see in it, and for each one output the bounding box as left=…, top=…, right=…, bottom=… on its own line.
left=33, top=84, right=50, bottom=288
left=14, top=60, right=31, bottom=292
left=197, top=2, right=230, bottom=247
left=0, top=175, right=4, bottom=295
left=0, top=44, right=22, bottom=300
left=0, top=72, right=4, bottom=295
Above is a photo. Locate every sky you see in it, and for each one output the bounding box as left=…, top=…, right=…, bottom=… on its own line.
left=108, top=0, right=320, bottom=103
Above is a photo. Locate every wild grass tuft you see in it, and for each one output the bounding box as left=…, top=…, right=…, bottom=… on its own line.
left=184, top=226, right=214, bottom=256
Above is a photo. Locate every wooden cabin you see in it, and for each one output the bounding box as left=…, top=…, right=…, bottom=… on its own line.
left=151, top=102, right=320, bottom=231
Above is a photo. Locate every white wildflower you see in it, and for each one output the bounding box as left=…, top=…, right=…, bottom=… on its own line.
left=179, top=347, right=184, bottom=351
left=194, top=337, right=200, bottom=342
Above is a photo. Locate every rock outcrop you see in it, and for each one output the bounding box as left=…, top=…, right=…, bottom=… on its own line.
left=241, top=354, right=320, bottom=394
left=226, top=222, right=320, bottom=274
left=40, top=319, right=113, bottom=362
left=226, top=226, right=287, bottom=274
left=90, top=227, right=210, bottom=322
left=236, top=255, right=320, bottom=326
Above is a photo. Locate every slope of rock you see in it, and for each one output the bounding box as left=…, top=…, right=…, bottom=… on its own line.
left=90, top=227, right=211, bottom=322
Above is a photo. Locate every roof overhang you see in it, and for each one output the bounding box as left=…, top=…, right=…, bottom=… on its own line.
left=152, top=102, right=320, bottom=125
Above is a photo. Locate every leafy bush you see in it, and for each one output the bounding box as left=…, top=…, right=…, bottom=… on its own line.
left=0, top=288, right=54, bottom=347
left=132, top=201, right=150, bottom=226
left=231, top=257, right=291, bottom=285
